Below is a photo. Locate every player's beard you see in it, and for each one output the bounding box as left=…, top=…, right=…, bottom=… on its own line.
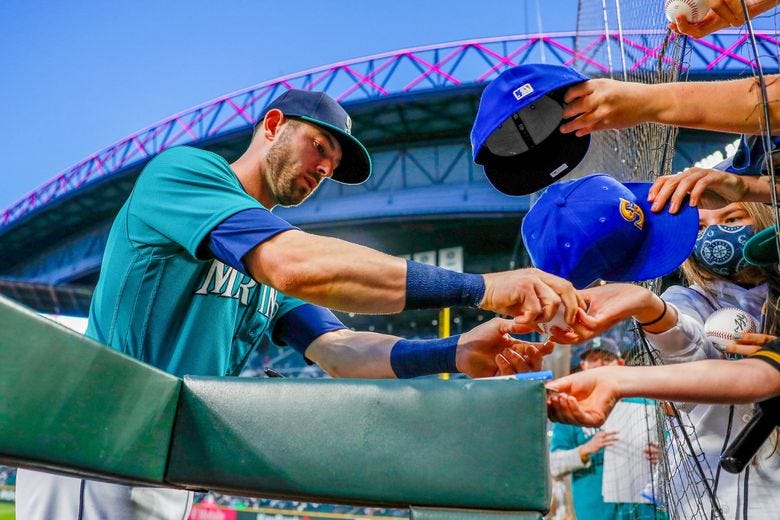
left=265, top=127, right=316, bottom=207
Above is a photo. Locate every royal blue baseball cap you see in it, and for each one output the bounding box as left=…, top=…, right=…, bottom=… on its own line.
left=521, top=174, right=699, bottom=289
left=260, top=89, right=372, bottom=185
left=471, top=64, right=591, bottom=196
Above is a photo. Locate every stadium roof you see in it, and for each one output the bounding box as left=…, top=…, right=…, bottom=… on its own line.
left=1, top=30, right=778, bottom=272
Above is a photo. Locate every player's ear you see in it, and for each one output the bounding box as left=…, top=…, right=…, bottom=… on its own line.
left=261, top=109, right=285, bottom=141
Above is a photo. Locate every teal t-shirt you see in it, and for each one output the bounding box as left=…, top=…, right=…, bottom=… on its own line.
left=85, top=146, right=306, bottom=377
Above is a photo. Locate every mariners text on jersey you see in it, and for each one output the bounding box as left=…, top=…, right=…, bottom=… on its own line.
left=195, top=259, right=280, bottom=318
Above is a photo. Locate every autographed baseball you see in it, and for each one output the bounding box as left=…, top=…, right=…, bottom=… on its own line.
left=539, top=306, right=573, bottom=335
left=703, top=307, right=757, bottom=351
left=664, top=0, right=709, bottom=23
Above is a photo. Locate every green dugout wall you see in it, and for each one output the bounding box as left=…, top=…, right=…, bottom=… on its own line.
left=0, top=295, right=550, bottom=517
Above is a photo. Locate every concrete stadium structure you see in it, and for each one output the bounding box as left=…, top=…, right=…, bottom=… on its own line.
left=1, top=30, right=778, bottom=319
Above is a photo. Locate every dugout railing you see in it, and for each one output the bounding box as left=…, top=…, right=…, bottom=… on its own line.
left=0, top=295, right=549, bottom=519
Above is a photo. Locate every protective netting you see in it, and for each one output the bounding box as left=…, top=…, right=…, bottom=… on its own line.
left=571, top=1, right=685, bottom=184
left=557, top=2, right=780, bottom=520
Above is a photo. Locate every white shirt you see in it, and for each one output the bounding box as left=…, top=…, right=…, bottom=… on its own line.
left=646, top=280, right=780, bottom=520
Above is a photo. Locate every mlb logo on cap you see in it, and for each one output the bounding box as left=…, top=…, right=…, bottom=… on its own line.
left=521, top=174, right=699, bottom=289
left=471, top=64, right=592, bottom=196
left=513, top=83, right=534, bottom=100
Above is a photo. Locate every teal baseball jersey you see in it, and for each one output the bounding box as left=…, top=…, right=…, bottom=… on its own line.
left=86, top=146, right=306, bottom=377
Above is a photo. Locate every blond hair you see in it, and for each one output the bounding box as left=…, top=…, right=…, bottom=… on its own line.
left=680, top=202, right=775, bottom=293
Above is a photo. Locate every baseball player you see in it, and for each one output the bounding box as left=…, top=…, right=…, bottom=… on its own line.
left=16, top=89, right=580, bottom=519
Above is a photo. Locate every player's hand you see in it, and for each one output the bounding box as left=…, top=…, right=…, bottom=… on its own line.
left=724, top=332, right=778, bottom=356
left=481, top=267, right=585, bottom=327
left=546, top=366, right=622, bottom=427
left=456, top=317, right=554, bottom=378
left=647, top=167, right=759, bottom=214
left=494, top=339, right=555, bottom=376
left=560, top=79, right=654, bottom=137
left=644, top=442, right=661, bottom=465
left=669, top=0, right=746, bottom=39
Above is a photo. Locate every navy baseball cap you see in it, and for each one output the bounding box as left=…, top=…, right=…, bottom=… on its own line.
left=521, top=174, right=699, bottom=289
left=260, top=89, right=372, bottom=185
left=714, top=134, right=780, bottom=175
left=578, top=337, right=622, bottom=361
left=471, top=64, right=591, bottom=196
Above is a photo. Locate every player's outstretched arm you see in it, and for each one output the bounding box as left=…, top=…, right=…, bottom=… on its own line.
left=246, top=229, right=406, bottom=313
left=561, top=75, right=780, bottom=137
left=306, top=317, right=553, bottom=379
left=546, top=359, right=780, bottom=426
left=246, top=229, right=584, bottom=319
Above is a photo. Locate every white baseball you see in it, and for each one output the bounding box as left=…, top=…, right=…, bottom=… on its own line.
left=664, top=0, right=709, bottom=23
left=704, top=307, right=757, bottom=351
left=539, top=306, right=573, bottom=335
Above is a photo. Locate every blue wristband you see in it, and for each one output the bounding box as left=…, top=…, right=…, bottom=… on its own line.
left=405, top=260, right=485, bottom=309
left=390, top=335, right=460, bottom=379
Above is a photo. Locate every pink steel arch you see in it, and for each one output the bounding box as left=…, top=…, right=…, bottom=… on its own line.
left=3, top=29, right=778, bottom=228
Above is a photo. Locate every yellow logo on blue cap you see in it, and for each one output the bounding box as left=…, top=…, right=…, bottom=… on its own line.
left=619, top=198, right=644, bottom=230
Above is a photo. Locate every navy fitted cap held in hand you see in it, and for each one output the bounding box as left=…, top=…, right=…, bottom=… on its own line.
left=521, top=174, right=699, bottom=289
left=471, top=64, right=591, bottom=196
left=261, top=89, right=372, bottom=185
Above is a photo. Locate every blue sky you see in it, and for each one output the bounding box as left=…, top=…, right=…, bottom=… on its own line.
left=0, top=0, right=578, bottom=210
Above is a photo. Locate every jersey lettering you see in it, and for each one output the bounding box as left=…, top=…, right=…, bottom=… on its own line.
left=256, top=284, right=279, bottom=318
left=195, top=260, right=239, bottom=296
left=195, top=260, right=279, bottom=318
left=236, top=276, right=257, bottom=306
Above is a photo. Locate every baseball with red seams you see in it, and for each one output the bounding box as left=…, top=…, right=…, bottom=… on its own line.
left=664, top=0, right=709, bottom=23
left=703, top=307, right=757, bottom=351
left=539, top=306, right=573, bottom=335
